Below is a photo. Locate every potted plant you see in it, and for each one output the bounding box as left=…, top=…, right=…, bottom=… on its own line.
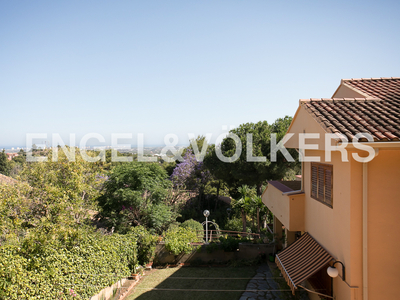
left=131, top=264, right=145, bottom=280
left=145, top=261, right=153, bottom=270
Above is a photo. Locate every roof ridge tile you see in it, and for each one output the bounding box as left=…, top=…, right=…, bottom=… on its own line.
left=344, top=77, right=400, bottom=81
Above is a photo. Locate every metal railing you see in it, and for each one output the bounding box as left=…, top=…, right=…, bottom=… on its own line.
left=196, top=229, right=260, bottom=242
left=266, top=223, right=274, bottom=234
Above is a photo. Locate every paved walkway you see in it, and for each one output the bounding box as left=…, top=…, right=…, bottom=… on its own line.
left=239, top=264, right=310, bottom=300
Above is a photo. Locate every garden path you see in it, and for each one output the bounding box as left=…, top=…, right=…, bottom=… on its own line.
left=239, top=264, right=310, bottom=300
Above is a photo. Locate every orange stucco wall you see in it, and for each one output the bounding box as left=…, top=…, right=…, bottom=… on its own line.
left=289, top=193, right=305, bottom=231
left=367, top=149, right=400, bottom=299
left=263, top=185, right=291, bottom=227
left=302, top=150, right=356, bottom=300
left=262, top=185, right=305, bottom=232
left=284, top=105, right=328, bottom=151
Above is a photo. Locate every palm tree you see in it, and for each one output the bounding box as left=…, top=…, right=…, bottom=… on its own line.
left=233, top=185, right=255, bottom=233
left=253, top=196, right=267, bottom=233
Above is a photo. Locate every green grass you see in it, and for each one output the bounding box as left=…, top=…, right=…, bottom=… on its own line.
left=126, top=266, right=258, bottom=300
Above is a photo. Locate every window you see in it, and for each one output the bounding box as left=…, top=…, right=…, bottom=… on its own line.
left=311, top=163, right=333, bottom=207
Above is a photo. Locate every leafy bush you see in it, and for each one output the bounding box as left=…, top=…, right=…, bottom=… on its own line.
left=224, top=217, right=245, bottom=232
left=180, top=219, right=203, bottom=239
left=0, top=228, right=137, bottom=300
left=163, top=227, right=199, bottom=255
left=204, top=236, right=250, bottom=253
left=129, top=226, right=158, bottom=265
left=219, top=236, right=241, bottom=252
left=205, top=241, right=220, bottom=253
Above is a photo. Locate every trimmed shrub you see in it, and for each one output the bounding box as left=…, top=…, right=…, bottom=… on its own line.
left=0, top=229, right=137, bottom=300
left=180, top=219, right=203, bottom=235
left=163, top=227, right=199, bottom=255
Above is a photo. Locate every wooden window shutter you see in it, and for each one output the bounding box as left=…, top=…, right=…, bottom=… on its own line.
left=310, top=162, right=333, bottom=208
left=317, top=165, right=325, bottom=200
left=324, top=167, right=333, bottom=206
left=311, top=164, right=318, bottom=198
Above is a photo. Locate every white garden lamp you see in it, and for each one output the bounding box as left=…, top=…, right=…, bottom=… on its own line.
left=203, top=210, right=210, bottom=243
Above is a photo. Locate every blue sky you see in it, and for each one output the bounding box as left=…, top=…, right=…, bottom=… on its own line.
left=1, top=0, right=399, bottom=148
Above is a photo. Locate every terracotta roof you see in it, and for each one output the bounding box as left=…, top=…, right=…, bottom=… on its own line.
left=0, top=174, right=17, bottom=185
left=301, top=78, right=400, bottom=142
left=343, top=77, right=400, bottom=103
left=268, top=180, right=302, bottom=193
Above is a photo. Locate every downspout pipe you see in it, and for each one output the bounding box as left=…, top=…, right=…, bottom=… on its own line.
left=301, top=159, right=304, bottom=192
left=363, top=162, right=368, bottom=300
left=363, top=148, right=379, bottom=300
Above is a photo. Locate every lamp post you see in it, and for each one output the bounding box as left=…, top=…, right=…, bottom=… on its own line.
left=203, top=210, right=210, bottom=243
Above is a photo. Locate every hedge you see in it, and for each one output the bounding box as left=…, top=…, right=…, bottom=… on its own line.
left=0, top=230, right=137, bottom=300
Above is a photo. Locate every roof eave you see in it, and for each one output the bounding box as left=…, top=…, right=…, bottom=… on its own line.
left=345, top=141, right=400, bottom=149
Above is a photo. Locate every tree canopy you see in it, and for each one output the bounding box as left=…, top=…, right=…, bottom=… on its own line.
left=204, top=116, right=299, bottom=197
left=97, top=161, right=177, bottom=233
left=170, top=149, right=211, bottom=192
left=0, top=149, right=10, bottom=176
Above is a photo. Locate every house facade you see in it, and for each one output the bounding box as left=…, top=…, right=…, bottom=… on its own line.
left=262, top=78, right=400, bottom=300
left=6, top=153, right=18, bottom=161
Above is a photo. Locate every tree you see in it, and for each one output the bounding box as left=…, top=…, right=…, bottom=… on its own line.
left=7, top=150, right=26, bottom=177
left=204, top=117, right=299, bottom=197
left=97, top=161, right=178, bottom=233
left=176, top=137, right=225, bottom=207
left=0, top=148, right=104, bottom=243
left=0, top=181, right=32, bottom=241
left=183, top=135, right=208, bottom=159
left=170, top=149, right=210, bottom=191
left=12, top=149, right=26, bottom=165
left=231, top=185, right=255, bottom=232
left=19, top=149, right=104, bottom=227
left=170, top=147, right=212, bottom=212
left=0, top=149, right=10, bottom=176
left=251, top=195, right=269, bottom=233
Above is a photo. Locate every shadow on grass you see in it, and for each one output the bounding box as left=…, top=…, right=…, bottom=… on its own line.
left=126, top=265, right=258, bottom=300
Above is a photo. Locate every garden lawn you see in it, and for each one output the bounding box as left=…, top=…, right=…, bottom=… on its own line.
left=126, top=266, right=258, bottom=300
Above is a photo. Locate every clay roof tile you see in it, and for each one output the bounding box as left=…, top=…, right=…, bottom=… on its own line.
left=302, top=78, right=400, bottom=142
